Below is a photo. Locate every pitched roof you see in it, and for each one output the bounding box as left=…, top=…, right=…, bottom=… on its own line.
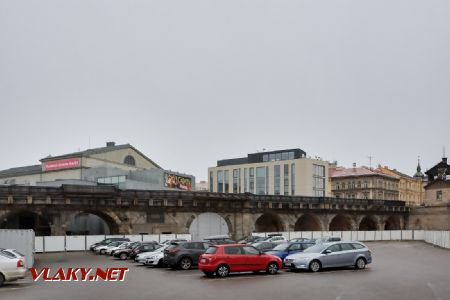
left=330, top=166, right=397, bottom=180
left=0, top=164, right=42, bottom=178
left=39, top=143, right=162, bottom=169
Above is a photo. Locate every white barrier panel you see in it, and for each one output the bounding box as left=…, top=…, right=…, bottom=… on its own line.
left=35, top=236, right=44, bottom=253
left=175, top=234, right=192, bottom=241
left=252, top=233, right=266, bottom=238
left=365, top=231, right=375, bottom=241
left=391, top=230, right=402, bottom=240
left=66, top=236, right=86, bottom=251
left=414, top=230, right=424, bottom=240
left=86, top=235, right=105, bottom=249
left=44, top=236, right=65, bottom=252
left=106, top=235, right=125, bottom=239
left=342, top=231, right=352, bottom=241
left=301, top=232, right=313, bottom=239
left=160, top=234, right=176, bottom=243
left=143, top=235, right=160, bottom=242
left=380, top=231, right=390, bottom=241
left=289, top=232, right=302, bottom=239
left=125, top=235, right=142, bottom=242
left=0, top=229, right=35, bottom=268
left=312, top=231, right=322, bottom=238
left=357, top=231, right=366, bottom=241
left=331, top=231, right=343, bottom=239
left=402, top=230, right=413, bottom=240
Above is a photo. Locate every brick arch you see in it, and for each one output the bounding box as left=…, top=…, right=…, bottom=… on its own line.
left=254, top=212, right=285, bottom=232
left=358, top=215, right=378, bottom=231
left=329, top=214, right=354, bottom=231
left=64, top=210, right=121, bottom=235
left=0, top=209, right=51, bottom=236
left=384, top=215, right=401, bottom=230
left=294, top=214, right=322, bottom=231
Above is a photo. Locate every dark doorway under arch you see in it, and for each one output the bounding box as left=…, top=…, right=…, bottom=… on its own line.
left=359, top=216, right=378, bottom=231
left=66, top=212, right=117, bottom=235
left=384, top=216, right=401, bottom=230
left=329, top=214, right=353, bottom=231
left=294, top=214, right=322, bottom=231
left=0, top=211, right=51, bottom=236
left=255, top=213, right=284, bottom=232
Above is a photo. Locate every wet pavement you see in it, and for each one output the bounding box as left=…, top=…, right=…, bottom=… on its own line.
left=1, top=241, right=449, bottom=300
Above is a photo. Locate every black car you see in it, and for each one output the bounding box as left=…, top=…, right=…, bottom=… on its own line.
left=130, top=242, right=160, bottom=259
left=163, top=241, right=211, bottom=270
left=89, top=238, right=130, bottom=251
left=113, top=242, right=143, bottom=260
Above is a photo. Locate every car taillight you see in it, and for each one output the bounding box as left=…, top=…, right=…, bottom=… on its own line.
left=17, top=260, right=24, bottom=268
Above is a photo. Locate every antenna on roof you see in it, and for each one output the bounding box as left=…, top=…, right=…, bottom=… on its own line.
left=444, top=146, right=446, bottom=158
left=367, top=154, right=374, bottom=170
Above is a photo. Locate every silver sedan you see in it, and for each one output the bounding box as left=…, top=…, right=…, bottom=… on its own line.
left=284, top=241, right=372, bottom=272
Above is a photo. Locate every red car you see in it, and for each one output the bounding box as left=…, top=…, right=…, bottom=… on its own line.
left=198, top=244, right=283, bottom=277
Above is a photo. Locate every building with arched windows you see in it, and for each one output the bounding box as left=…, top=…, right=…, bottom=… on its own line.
left=0, top=142, right=194, bottom=191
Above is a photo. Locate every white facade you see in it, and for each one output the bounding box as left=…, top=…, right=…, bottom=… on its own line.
left=208, top=150, right=330, bottom=197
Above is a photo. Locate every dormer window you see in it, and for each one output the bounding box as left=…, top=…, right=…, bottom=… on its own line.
left=124, top=155, right=136, bottom=166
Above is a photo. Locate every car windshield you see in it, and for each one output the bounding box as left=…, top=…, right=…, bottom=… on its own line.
left=271, top=243, right=290, bottom=251
left=303, top=244, right=328, bottom=253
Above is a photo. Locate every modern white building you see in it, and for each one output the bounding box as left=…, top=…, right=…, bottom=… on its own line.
left=208, top=148, right=330, bottom=197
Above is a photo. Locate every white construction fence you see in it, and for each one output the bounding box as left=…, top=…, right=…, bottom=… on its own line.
left=252, top=230, right=450, bottom=250
left=0, top=229, right=35, bottom=268
left=35, top=234, right=192, bottom=253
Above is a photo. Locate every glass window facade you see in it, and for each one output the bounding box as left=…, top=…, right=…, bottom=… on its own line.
left=291, top=163, right=295, bottom=195
left=313, top=164, right=325, bottom=197
left=256, top=167, right=266, bottom=195
left=244, top=168, right=248, bottom=192
left=284, top=164, right=289, bottom=195
left=224, top=170, right=229, bottom=193
left=217, top=170, right=224, bottom=193
left=97, top=175, right=126, bottom=185
left=274, top=165, right=281, bottom=195
left=249, top=168, right=255, bottom=193
left=233, top=169, right=240, bottom=193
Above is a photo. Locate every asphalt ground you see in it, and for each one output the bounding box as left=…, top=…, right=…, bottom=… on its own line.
left=1, top=241, right=449, bottom=300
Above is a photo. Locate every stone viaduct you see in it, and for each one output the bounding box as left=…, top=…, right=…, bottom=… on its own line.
left=1, top=185, right=433, bottom=240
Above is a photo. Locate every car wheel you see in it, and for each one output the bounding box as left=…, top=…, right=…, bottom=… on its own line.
left=0, top=273, right=4, bottom=287
left=100, top=249, right=106, bottom=255
left=266, top=262, right=279, bottom=275
left=179, top=257, right=192, bottom=270
left=309, top=260, right=321, bottom=272
left=203, top=272, right=215, bottom=278
left=157, top=258, right=164, bottom=267
left=216, top=264, right=230, bottom=278
left=119, top=253, right=128, bottom=260
left=355, top=258, right=366, bottom=270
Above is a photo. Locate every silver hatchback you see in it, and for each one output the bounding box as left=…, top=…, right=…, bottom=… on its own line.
left=284, top=241, right=372, bottom=272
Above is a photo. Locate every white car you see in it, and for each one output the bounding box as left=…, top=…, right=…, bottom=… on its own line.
left=106, top=242, right=130, bottom=255
left=264, top=235, right=288, bottom=243
left=135, top=246, right=167, bottom=266
left=0, top=252, right=27, bottom=287
left=0, top=249, right=26, bottom=267
left=95, top=241, right=123, bottom=255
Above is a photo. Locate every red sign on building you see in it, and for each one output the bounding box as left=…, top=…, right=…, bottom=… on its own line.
left=43, top=158, right=81, bottom=172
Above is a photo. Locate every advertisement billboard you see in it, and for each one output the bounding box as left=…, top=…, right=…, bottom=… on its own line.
left=43, top=158, right=81, bottom=172
left=164, top=173, right=192, bottom=191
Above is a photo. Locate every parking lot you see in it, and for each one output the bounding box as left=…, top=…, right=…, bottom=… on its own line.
left=1, top=241, right=449, bottom=300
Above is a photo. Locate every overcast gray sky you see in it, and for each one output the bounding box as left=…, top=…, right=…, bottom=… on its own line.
left=1, top=0, right=449, bottom=181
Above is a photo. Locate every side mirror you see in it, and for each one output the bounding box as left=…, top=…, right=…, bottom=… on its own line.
left=324, top=250, right=332, bottom=255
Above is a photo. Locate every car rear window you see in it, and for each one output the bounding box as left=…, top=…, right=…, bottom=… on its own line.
left=351, top=243, right=365, bottom=249
left=0, top=250, right=15, bottom=258
left=205, top=247, right=217, bottom=254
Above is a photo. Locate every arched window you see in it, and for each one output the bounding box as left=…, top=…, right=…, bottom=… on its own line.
left=124, top=155, right=136, bottom=166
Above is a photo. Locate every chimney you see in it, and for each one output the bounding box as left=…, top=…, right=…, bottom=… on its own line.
left=443, top=157, right=448, bottom=164
left=106, top=141, right=116, bottom=147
